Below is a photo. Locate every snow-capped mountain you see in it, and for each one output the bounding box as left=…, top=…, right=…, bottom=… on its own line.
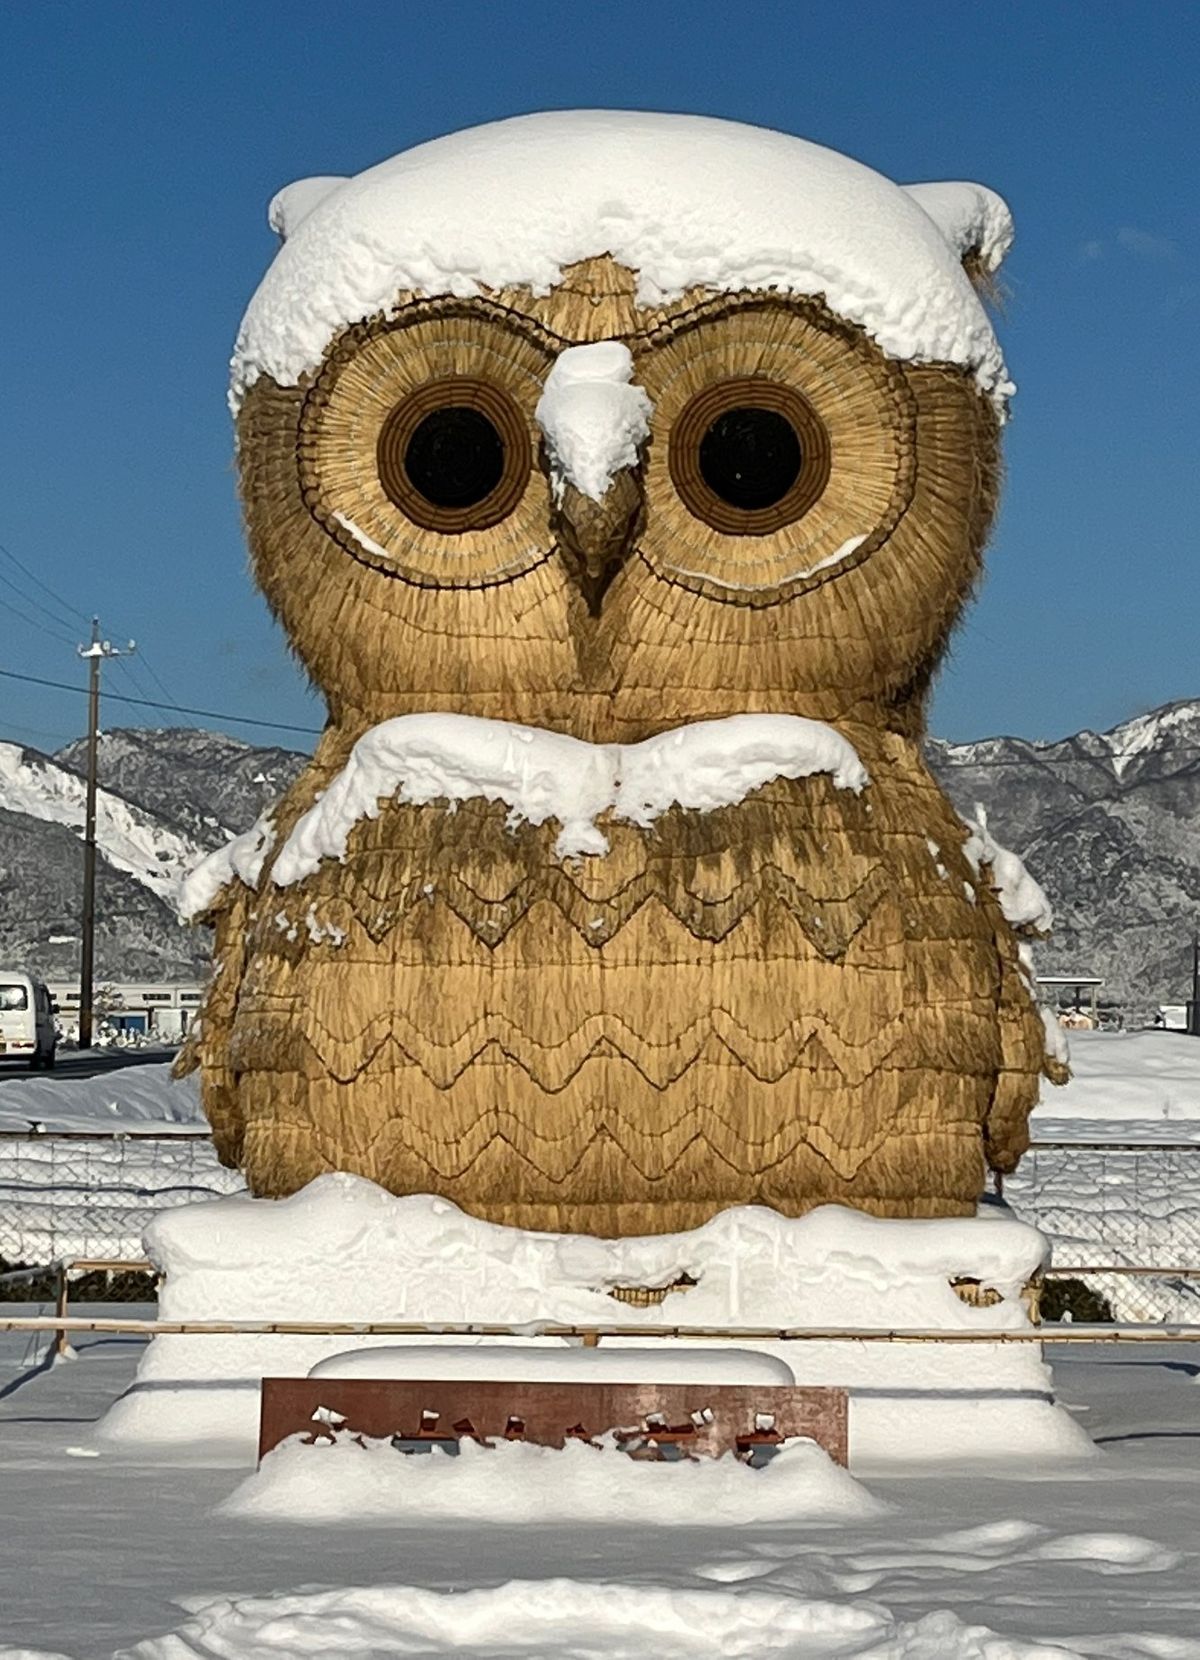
left=1, top=707, right=1197, bottom=1011
left=928, top=699, right=1200, bottom=1015
left=0, top=730, right=304, bottom=983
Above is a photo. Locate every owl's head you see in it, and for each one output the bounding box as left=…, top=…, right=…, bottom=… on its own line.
left=233, top=112, right=1013, bottom=739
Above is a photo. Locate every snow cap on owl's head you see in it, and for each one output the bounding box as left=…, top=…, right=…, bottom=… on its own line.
left=232, top=111, right=1014, bottom=412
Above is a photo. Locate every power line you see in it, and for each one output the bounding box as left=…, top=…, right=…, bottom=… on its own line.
left=0, top=539, right=88, bottom=629
left=133, top=649, right=179, bottom=705
left=0, top=665, right=323, bottom=736
left=0, top=574, right=79, bottom=644
left=112, top=635, right=182, bottom=710
left=0, top=571, right=80, bottom=647
left=1, top=530, right=184, bottom=704
left=113, top=654, right=178, bottom=725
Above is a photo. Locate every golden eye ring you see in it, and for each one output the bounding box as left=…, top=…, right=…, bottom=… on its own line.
left=376, top=376, right=532, bottom=534
left=669, top=376, right=831, bottom=536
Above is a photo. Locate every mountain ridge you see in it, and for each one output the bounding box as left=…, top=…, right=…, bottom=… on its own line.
left=2, top=708, right=1197, bottom=1012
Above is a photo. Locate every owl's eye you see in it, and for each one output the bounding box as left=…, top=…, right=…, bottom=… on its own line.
left=698, top=408, right=801, bottom=510
left=376, top=377, right=531, bottom=533
left=670, top=378, right=831, bottom=535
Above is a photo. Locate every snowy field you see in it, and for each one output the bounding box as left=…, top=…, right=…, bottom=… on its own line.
left=0, top=1317, right=1198, bottom=1658
left=1032, top=1032, right=1200, bottom=1141
left=0, top=1062, right=205, bottom=1134
left=0, top=1040, right=1198, bottom=1655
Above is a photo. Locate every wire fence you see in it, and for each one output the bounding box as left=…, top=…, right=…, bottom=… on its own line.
left=2, top=1132, right=1199, bottom=1325
left=999, top=1141, right=1200, bottom=1322
left=0, top=1131, right=243, bottom=1270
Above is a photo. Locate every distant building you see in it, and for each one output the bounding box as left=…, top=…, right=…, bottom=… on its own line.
left=46, top=981, right=205, bottom=1043
left=1036, top=975, right=1107, bottom=1030
left=1156, top=1004, right=1189, bottom=1031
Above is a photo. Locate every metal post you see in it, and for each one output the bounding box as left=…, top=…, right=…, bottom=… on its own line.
left=53, top=1264, right=71, bottom=1361
left=79, top=621, right=101, bottom=1049
left=76, top=620, right=135, bottom=1049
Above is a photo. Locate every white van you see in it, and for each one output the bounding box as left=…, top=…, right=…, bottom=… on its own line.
left=0, top=972, right=58, bottom=1069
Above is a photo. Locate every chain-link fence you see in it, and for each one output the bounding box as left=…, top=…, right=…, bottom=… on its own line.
left=1000, top=1141, right=1200, bottom=1322
left=3, top=1132, right=1200, bottom=1324
left=0, top=1131, right=244, bottom=1269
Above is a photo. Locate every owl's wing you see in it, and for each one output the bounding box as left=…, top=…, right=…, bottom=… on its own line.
left=975, top=882, right=1069, bottom=1177
left=174, top=738, right=350, bottom=1170
left=173, top=882, right=251, bottom=1170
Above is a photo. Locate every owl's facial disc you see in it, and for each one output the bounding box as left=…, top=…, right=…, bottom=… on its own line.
left=297, top=305, right=560, bottom=591
left=622, top=295, right=927, bottom=608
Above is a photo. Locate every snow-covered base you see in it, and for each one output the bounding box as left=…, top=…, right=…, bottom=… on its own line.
left=224, top=1432, right=882, bottom=1527
left=309, top=1341, right=794, bottom=1386
left=95, top=1177, right=1092, bottom=1466
left=36, top=1578, right=1084, bottom=1660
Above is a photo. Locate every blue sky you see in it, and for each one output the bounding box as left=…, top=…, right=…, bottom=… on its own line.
left=1, top=1, right=1195, bottom=753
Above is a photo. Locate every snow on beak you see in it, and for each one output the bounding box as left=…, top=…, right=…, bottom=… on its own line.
left=535, top=342, right=652, bottom=613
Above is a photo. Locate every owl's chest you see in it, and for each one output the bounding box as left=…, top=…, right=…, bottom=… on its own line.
left=233, top=761, right=1000, bottom=1092
left=250, top=761, right=989, bottom=983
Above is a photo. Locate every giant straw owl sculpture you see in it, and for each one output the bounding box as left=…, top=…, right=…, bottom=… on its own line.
left=182, top=112, right=1064, bottom=1233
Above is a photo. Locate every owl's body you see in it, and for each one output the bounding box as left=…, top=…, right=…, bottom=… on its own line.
left=202, top=727, right=1043, bottom=1232
left=185, top=113, right=1061, bottom=1233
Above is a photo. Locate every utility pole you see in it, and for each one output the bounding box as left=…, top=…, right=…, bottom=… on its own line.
left=1190, top=934, right=1200, bottom=1038
left=77, top=619, right=135, bottom=1049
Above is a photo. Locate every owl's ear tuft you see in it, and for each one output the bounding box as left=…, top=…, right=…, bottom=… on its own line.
left=902, top=181, right=1014, bottom=300
left=268, top=176, right=349, bottom=240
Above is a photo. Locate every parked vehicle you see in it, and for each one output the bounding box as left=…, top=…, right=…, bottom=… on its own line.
left=0, top=971, right=58, bottom=1069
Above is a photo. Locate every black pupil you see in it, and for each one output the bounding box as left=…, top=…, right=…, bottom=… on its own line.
left=404, top=406, right=505, bottom=509
left=698, top=407, right=802, bottom=511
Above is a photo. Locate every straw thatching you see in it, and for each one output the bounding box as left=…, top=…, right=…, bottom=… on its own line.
left=182, top=255, right=1058, bottom=1233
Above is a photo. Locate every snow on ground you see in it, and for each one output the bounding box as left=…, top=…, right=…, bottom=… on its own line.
left=0, top=1062, right=205, bottom=1134
left=1, top=1317, right=1197, bottom=1658
left=1034, top=1031, right=1200, bottom=1139
left=224, top=1432, right=882, bottom=1527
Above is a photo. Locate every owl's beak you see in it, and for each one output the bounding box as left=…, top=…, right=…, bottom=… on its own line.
left=536, top=340, right=652, bottom=615
left=551, top=468, right=644, bottom=614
